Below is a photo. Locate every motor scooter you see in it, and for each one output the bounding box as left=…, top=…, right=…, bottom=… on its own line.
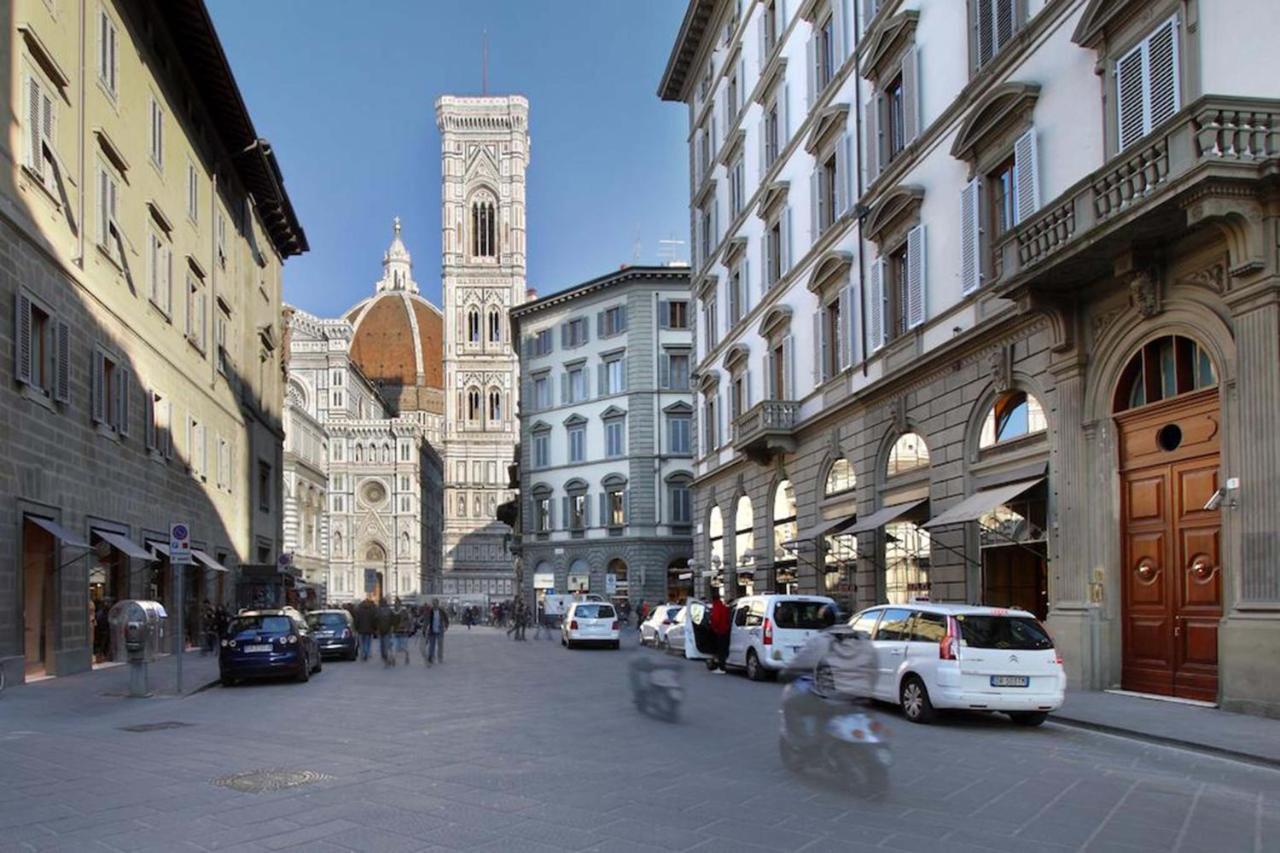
left=629, top=655, right=684, bottom=722
left=778, top=674, right=891, bottom=795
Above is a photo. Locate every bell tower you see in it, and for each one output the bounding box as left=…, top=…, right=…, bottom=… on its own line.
left=436, top=95, right=529, bottom=598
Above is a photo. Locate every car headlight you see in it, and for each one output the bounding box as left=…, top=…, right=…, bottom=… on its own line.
left=287, top=635, right=298, bottom=645
left=228, top=640, right=237, bottom=649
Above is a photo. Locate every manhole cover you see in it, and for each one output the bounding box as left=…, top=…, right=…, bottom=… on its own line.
left=212, top=769, right=332, bottom=794
left=119, top=721, right=193, bottom=732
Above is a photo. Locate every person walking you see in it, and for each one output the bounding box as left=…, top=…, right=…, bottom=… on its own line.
left=514, top=599, right=529, bottom=641
left=377, top=598, right=394, bottom=666
left=354, top=597, right=377, bottom=661
left=424, top=597, right=448, bottom=664
left=391, top=598, right=411, bottom=665
left=635, top=599, right=647, bottom=630
left=709, top=588, right=731, bottom=673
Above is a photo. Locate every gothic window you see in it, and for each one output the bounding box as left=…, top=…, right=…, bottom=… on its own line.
left=488, top=387, right=502, bottom=422
left=467, top=387, right=481, bottom=423
left=488, top=307, right=501, bottom=343
left=471, top=196, right=497, bottom=258
left=468, top=307, right=481, bottom=343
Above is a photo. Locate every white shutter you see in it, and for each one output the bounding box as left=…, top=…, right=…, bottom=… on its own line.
left=758, top=117, right=768, bottom=181
left=902, top=47, right=920, bottom=144
left=906, top=224, right=927, bottom=329
left=745, top=369, right=753, bottom=409
left=1013, top=128, right=1040, bottom=223
left=54, top=320, right=70, bottom=404
left=783, top=334, right=796, bottom=400
left=92, top=351, right=105, bottom=423
left=25, top=77, right=41, bottom=172
left=1115, top=42, right=1146, bottom=151
left=864, top=99, right=880, bottom=181
left=764, top=352, right=776, bottom=399
left=658, top=300, right=669, bottom=329
left=757, top=15, right=767, bottom=72
left=737, top=59, right=746, bottom=113
left=805, top=37, right=817, bottom=110
left=843, top=284, right=859, bottom=367
left=659, top=353, right=671, bottom=389
left=809, top=169, right=821, bottom=242
left=836, top=132, right=851, bottom=217
left=117, top=366, right=130, bottom=436
left=834, top=0, right=849, bottom=65
left=837, top=285, right=852, bottom=369
left=1147, top=17, right=1180, bottom=130
left=15, top=292, right=33, bottom=385
left=716, top=390, right=725, bottom=447
left=812, top=312, right=824, bottom=385
left=620, top=357, right=628, bottom=391
left=960, top=178, right=982, bottom=294
left=869, top=259, right=886, bottom=352
left=760, top=236, right=770, bottom=290
left=742, top=259, right=752, bottom=312
left=780, top=78, right=791, bottom=144
left=145, top=393, right=156, bottom=450
left=163, top=400, right=174, bottom=459
left=781, top=207, right=793, bottom=273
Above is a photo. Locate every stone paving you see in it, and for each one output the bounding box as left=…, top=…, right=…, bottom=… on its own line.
left=1, top=627, right=1277, bottom=852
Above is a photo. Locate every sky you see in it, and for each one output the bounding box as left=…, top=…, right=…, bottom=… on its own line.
left=206, top=0, right=691, bottom=318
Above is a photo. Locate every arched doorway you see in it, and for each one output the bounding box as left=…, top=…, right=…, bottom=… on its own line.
left=772, top=480, right=797, bottom=593
left=667, top=557, right=691, bottom=602
left=734, top=495, right=755, bottom=597
left=364, top=543, right=386, bottom=601
left=606, top=558, right=628, bottom=605
left=1114, top=335, right=1221, bottom=701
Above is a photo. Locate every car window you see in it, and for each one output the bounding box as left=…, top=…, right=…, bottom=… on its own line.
left=664, top=607, right=680, bottom=621
left=872, top=608, right=913, bottom=641
left=733, top=604, right=751, bottom=627
left=849, top=610, right=880, bottom=639
left=229, top=615, right=292, bottom=635
left=910, top=611, right=947, bottom=643
left=306, top=613, right=348, bottom=629
left=688, top=601, right=706, bottom=625
left=773, top=601, right=836, bottom=630
left=957, top=615, right=1054, bottom=650
left=573, top=604, right=615, bottom=619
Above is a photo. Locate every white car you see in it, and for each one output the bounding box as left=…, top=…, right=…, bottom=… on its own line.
left=663, top=601, right=712, bottom=661
left=726, top=595, right=839, bottom=680
left=640, top=604, right=682, bottom=648
left=561, top=602, right=620, bottom=649
left=848, top=603, right=1066, bottom=726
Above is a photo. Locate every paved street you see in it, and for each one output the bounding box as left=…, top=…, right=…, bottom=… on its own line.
left=2, top=627, right=1278, bottom=853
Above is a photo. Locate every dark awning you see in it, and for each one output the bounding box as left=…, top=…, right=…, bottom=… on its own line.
left=782, top=512, right=859, bottom=549
left=923, top=479, right=1043, bottom=530
left=91, top=529, right=152, bottom=560
left=844, top=499, right=929, bottom=535
left=26, top=516, right=91, bottom=549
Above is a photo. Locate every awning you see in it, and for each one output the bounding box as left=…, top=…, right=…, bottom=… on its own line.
left=191, top=550, right=229, bottom=572
left=923, top=478, right=1043, bottom=530
left=844, top=499, right=929, bottom=535
left=91, top=529, right=153, bottom=560
left=25, top=515, right=91, bottom=549
left=783, top=512, right=859, bottom=548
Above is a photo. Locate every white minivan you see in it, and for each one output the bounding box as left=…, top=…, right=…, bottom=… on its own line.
left=849, top=603, right=1066, bottom=726
left=562, top=601, right=620, bottom=649
left=725, top=595, right=839, bottom=680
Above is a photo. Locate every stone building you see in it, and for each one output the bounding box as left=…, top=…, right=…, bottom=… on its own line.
left=283, top=223, right=444, bottom=603
left=511, top=266, right=695, bottom=607
left=1, top=0, right=306, bottom=684
left=662, top=0, right=1280, bottom=715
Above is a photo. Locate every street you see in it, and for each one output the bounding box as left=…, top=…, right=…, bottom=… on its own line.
left=2, top=628, right=1277, bottom=853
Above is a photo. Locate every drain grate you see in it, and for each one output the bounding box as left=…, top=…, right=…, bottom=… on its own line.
left=212, top=768, right=332, bottom=794
left=119, top=721, right=193, bottom=732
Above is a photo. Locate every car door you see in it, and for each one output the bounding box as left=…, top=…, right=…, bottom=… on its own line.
left=728, top=600, right=752, bottom=666
left=871, top=608, right=913, bottom=701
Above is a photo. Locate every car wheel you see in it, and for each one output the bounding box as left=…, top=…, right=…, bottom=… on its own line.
left=295, top=658, right=310, bottom=683
left=347, top=650, right=359, bottom=662
left=314, top=655, right=323, bottom=674
left=1009, top=711, right=1048, bottom=727
left=746, top=649, right=765, bottom=682
left=900, top=675, right=934, bottom=724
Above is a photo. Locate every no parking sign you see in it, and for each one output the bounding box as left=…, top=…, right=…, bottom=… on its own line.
left=169, top=522, right=192, bottom=564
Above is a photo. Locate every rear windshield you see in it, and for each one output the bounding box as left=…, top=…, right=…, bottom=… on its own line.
left=307, top=613, right=348, bottom=629
left=957, top=615, right=1053, bottom=650
left=664, top=607, right=680, bottom=620
left=229, top=615, right=293, bottom=635
left=773, top=601, right=836, bottom=630
left=574, top=604, right=615, bottom=619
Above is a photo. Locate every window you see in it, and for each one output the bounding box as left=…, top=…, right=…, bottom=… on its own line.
left=600, top=305, right=627, bottom=337
left=727, top=73, right=739, bottom=124
left=825, top=457, right=855, bottom=496
left=822, top=297, right=841, bottom=379
left=887, top=242, right=910, bottom=339
left=973, top=0, right=1019, bottom=70
left=988, top=155, right=1017, bottom=244
left=884, top=523, right=930, bottom=603
left=472, top=198, right=497, bottom=257
left=566, top=366, right=587, bottom=404
left=23, top=73, right=57, bottom=193
left=607, top=488, right=626, bottom=528
left=533, top=374, right=551, bottom=410
left=216, top=211, right=227, bottom=269
left=146, top=391, right=173, bottom=457
left=772, top=479, right=797, bottom=567
left=91, top=348, right=130, bottom=435
left=535, top=329, right=553, bottom=356
left=148, top=231, right=173, bottom=316
left=98, top=8, right=117, bottom=96
left=885, top=73, right=906, bottom=162
left=97, top=163, right=120, bottom=262
left=1115, top=16, right=1180, bottom=152
left=668, top=414, right=691, bottom=454
left=661, top=350, right=691, bottom=390
left=698, top=197, right=714, bottom=265
left=887, top=432, right=930, bottom=477
left=872, top=607, right=914, bottom=640
left=215, top=303, right=232, bottom=375
left=821, top=151, right=839, bottom=233
left=670, top=482, right=692, bottom=525
left=603, top=356, right=626, bottom=395
left=728, top=265, right=745, bottom=325
left=765, top=99, right=781, bottom=168
left=468, top=308, right=481, bottom=343
left=729, top=156, right=745, bottom=216
left=488, top=308, right=501, bottom=343
left=562, top=317, right=589, bottom=348
left=568, top=424, right=585, bottom=463
left=663, top=300, right=689, bottom=330
left=1114, top=335, right=1216, bottom=413
left=815, top=12, right=836, bottom=92
left=697, top=122, right=713, bottom=183
left=400, top=441, right=411, bottom=461
left=703, top=295, right=719, bottom=350
left=980, top=391, right=1047, bottom=448
left=467, top=387, right=481, bottom=422
left=186, top=163, right=199, bottom=222
left=766, top=219, right=782, bottom=288
left=763, top=0, right=780, bottom=55
left=15, top=294, right=67, bottom=403
left=535, top=493, right=552, bottom=533
left=704, top=393, right=719, bottom=450
left=149, top=98, right=164, bottom=168
left=487, top=388, right=502, bottom=422
left=605, top=419, right=625, bottom=458
left=258, top=462, right=272, bottom=512
left=186, top=272, right=206, bottom=351
left=569, top=493, right=587, bottom=530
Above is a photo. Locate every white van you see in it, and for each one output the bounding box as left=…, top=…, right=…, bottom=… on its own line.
left=726, top=595, right=839, bottom=680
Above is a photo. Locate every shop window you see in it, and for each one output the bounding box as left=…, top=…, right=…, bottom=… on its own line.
left=772, top=480, right=797, bottom=591
left=824, top=457, right=855, bottom=496
left=734, top=495, right=754, bottom=593
left=708, top=506, right=725, bottom=589
left=1113, top=335, right=1216, bottom=413
left=979, top=390, right=1046, bottom=448
left=886, top=432, right=930, bottom=477
left=884, top=521, right=930, bottom=604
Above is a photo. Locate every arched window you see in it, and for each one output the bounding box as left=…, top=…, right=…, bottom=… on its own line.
left=980, top=391, right=1047, bottom=448
left=467, top=387, right=481, bottom=422
left=488, top=307, right=501, bottom=343
left=884, top=521, right=931, bottom=604
left=735, top=495, right=754, bottom=594
left=886, top=432, right=930, bottom=477
left=381, top=443, right=391, bottom=463
left=824, top=458, right=856, bottom=496
left=708, top=507, right=724, bottom=590
left=471, top=197, right=497, bottom=258
left=354, top=444, right=363, bottom=463
left=331, top=530, right=343, bottom=558
left=399, top=532, right=410, bottom=557
left=488, top=388, right=502, bottom=422
left=467, top=308, right=481, bottom=343
left=772, top=480, right=797, bottom=592
left=365, top=543, right=385, bottom=563
left=1114, top=335, right=1217, bottom=413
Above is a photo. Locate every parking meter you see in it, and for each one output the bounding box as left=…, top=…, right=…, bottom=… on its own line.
left=108, top=600, right=166, bottom=697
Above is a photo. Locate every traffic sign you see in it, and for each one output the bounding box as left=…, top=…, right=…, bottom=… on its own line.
left=169, top=522, right=192, bottom=565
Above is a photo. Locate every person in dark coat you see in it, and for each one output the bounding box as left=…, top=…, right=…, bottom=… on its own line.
left=376, top=599, right=394, bottom=666
left=354, top=597, right=378, bottom=661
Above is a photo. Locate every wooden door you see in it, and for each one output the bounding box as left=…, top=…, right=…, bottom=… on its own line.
left=1117, top=389, right=1222, bottom=701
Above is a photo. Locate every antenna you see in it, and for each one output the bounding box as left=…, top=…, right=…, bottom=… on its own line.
left=482, top=30, right=488, bottom=96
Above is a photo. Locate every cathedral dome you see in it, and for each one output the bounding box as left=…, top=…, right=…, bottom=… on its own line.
left=344, top=219, right=444, bottom=412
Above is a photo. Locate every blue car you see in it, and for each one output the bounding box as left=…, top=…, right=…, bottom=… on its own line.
left=219, top=609, right=320, bottom=685
left=306, top=609, right=358, bottom=661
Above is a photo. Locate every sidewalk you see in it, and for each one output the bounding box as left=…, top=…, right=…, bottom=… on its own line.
left=1051, top=689, right=1280, bottom=767
left=1, top=651, right=220, bottom=719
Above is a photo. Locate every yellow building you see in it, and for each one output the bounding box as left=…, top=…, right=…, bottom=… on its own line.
left=1, top=0, right=306, bottom=684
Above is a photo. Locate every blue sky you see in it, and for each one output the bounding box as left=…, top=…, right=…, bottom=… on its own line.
left=207, top=0, right=691, bottom=318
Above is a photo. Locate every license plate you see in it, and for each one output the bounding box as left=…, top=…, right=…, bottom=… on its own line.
left=315, top=632, right=332, bottom=639
left=991, top=675, right=1029, bottom=687
left=245, top=644, right=272, bottom=653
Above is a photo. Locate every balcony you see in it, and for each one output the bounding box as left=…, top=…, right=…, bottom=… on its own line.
left=733, top=400, right=799, bottom=464
left=993, top=96, right=1280, bottom=298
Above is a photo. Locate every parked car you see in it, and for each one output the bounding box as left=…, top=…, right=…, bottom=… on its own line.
left=220, top=609, right=321, bottom=685
left=665, top=600, right=714, bottom=662
left=848, top=603, right=1066, bottom=726
left=640, top=604, right=682, bottom=648
left=723, top=595, right=839, bottom=680
left=562, top=602, right=620, bottom=649
left=306, top=609, right=358, bottom=661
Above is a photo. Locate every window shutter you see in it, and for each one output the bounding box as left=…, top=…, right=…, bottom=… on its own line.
left=54, top=320, right=70, bottom=404
left=560, top=322, right=569, bottom=348
left=809, top=168, right=820, bottom=242
left=598, top=363, right=607, bottom=397
left=522, top=336, right=532, bottom=358
left=659, top=353, right=671, bottom=389
left=1147, top=17, right=1180, bottom=130
left=745, top=368, right=753, bottom=408
left=864, top=99, right=880, bottom=181
left=737, top=58, right=747, bottom=112
left=658, top=301, right=669, bottom=329
left=781, top=207, right=793, bottom=273
left=716, top=390, right=725, bottom=447
left=837, top=285, right=852, bottom=369
left=15, top=292, right=33, bottom=385
left=805, top=36, right=817, bottom=110
left=977, top=0, right=995, bottom=67
left=145, top=393, right=156, bottom=450
left=743, top=259, right=752, bottom=310
left=834, top=0, right=848, bottom=65
left=26, top=77, right=40, bottom=172
left=163, top=401, right=174, bottom=458
left=562, top=497, right=569, bottom=530
left=960, top=178, right=982, bottom=294
left=813, top=311, right=825, bottom=385
left=596, top=311, right=605, bottom=338
left=783, top=334, right=796, bottom=399
left=582, top=319, right=590, bottom=345
left=764, top=352, right=776, bottom=399
left=757, top=15, right=766, bottom=72
left=869, top=259, right=886, bottom=351
left=836, top=132, right=850, bottom=217
left=1115, top=43, right=1146, bottom=151
left=906, top=224, right=927, bottom=329
left=780, top=77, right=791, bottom=144
left=117, top=366, right=130, bottom=436
left=862, top=0, right=876, bottom=32
left=758, top=116, right=768, bottom=180
left=620, top=357, right=628, bottom=391
left=1013, top=128, right=1040, bottom=224
left=561, top=373, right=569, bottom=405
left=91, top=350, right=105, bottom=423
left=585, top=494, right=592, bottom=528
left=760, top=236, right=770, bottom=290
left=902, top=47, right=920, bottom=145
left=711, top=198, right=720, bottom=250
left=600, top=492, right=607, bottom=527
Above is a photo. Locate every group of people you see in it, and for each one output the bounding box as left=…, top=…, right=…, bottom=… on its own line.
left=348, top=597, right=449, bottom=666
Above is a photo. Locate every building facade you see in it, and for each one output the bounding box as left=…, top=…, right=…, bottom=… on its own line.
left=436, top=96, right=527, bottom=603
left=2, top=0, right=306, bottom=684
left=511, top=266, right=696, bottom=607
left=283, top=224, right=444, bottom=604
left=662, top=0, right=1280, bottom=715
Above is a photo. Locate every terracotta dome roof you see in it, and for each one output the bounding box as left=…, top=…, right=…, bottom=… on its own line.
left=345, top=292, right=444, bottom=393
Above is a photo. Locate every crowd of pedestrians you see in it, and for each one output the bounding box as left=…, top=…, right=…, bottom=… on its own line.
left=348, top=597, right=450, bottom=666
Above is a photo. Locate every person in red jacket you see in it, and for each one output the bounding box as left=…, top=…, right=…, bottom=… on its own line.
left=709, top=588, right=732, bottom=673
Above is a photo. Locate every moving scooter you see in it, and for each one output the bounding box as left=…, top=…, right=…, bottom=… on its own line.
left=629, top=655, right=684, bottom=722
left=778, top=674, right=892, bottom=795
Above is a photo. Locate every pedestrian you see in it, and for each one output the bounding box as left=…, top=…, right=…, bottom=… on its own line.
left=635, top=599, right=646, bottom=629
left=534, top=600, right=548, bottom=640
left=424, top=597, right=448, bottom=664
left=377, top=598, right=394, bottom=666
left=391, top=598, right=411, bottom=665
left=512, top=598, right=527, bottom=641
left=709, top=588, right=731, bottom=673
left=354, top=597, right=377, bottom=661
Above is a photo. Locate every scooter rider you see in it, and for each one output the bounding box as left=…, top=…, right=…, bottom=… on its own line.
left=781, top=609, right=878, bottom=739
